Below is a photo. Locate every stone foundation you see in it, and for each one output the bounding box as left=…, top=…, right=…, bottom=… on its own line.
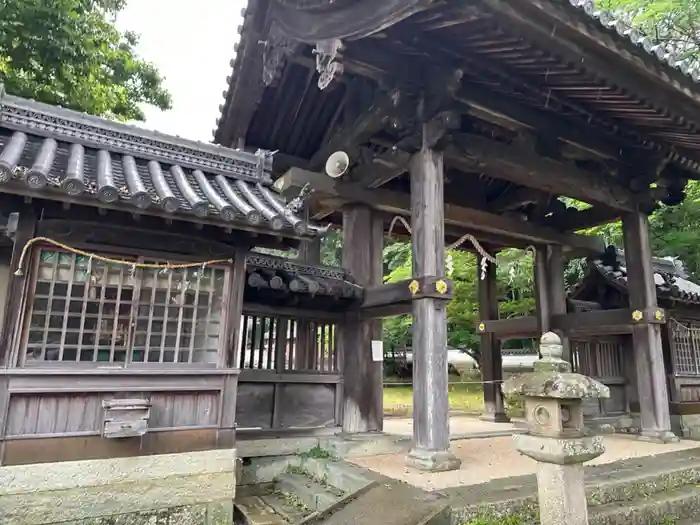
left=0, top=448, right=237, bottom=525
left=675, top=414, right=700, bottom=439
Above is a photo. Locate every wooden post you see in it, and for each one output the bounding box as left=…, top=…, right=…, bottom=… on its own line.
left=405, top=125, right=461, bottom=472
left=295, top=237, right=321, bottom=370
left=0, top=208, right=37, bottom=367
left=478, top=253, right=509, bottom=422
left=545, top=245, right=571, bottom=362
left=622, top=212, right=677, bottom=443
left=218, top=250, right=247, bottom=448
left=341, top=204, right=383, bottom=433
left=534, top=246, right=551, bottom=336
left=534, top=246, right=570, bottom=361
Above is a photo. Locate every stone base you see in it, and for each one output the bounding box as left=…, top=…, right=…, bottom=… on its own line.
left=638, top=429, right=680, bottom=444
left=0, top=448, right=237, bottom=524
left=405, top=448, right=462, bottom=472
left=480, top=412, right=511, bottom=423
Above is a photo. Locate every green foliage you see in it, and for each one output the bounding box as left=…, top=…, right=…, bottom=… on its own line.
left=0, top=0, right=171, bottom=121
left=597, top=0, right=700, bottom=61
left=382, top=243, right=537, bottom=352
left=320, top=229, right=343, bottom=266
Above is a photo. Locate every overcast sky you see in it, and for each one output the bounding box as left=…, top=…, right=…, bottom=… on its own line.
left=117, top=0, right=247, bottom=142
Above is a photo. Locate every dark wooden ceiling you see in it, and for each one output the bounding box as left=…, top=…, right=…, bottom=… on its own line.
left=214, top=0, right=700, bottom=248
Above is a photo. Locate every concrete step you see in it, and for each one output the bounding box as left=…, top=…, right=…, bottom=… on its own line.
left=275, top=472, right=345, bottom=512
left=259, top=492, right=312, bottom=523
left=235, top=495, right=290, bottom=525
left=297, top=457, right=374, bottom=494
left=590, top=484, right=700, bottom=525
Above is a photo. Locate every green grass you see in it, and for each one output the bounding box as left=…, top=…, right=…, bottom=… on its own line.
left=383, top=381, right=525, bottom=418
left=383, top=382, right=485, bottom=417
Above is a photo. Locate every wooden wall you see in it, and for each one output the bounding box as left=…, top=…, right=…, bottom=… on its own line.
left=571, top=337, right=630, bottom=419
left=0, top=370, right=238, bottom=465
left=234, top=308, right=343, bottom=436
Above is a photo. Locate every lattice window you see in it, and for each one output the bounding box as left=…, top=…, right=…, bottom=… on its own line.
left=670, top=320, right=700, bottom=376
left=20, top=248, right=228, bottom=366
left=238, top=314, right=339, bottom=373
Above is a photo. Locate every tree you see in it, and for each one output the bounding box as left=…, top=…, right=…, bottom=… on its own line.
left=0, top=0, right=171, bottom=121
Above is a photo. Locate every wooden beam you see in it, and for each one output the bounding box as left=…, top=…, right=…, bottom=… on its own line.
left=352, top=149, right=411, bottom=188
left=310, top=90, right=396, bottom=170
left=361, top=277, right=454, bottom=310
left=476, top=316, right=539, bottom=339
left=277, top=168, right=605, bottom=254
left=550, top=308, right=666, bottom=333
left=454, top=85, right=624, bottom=161
left=447, top=134, right=637, bottom=211
left=490, top=187, right=541, bottom=211
left=543, top=206, right=622, bottom=232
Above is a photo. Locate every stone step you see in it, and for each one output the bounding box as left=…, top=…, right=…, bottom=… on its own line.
left=317, top=480, right=451, bottom=525
left=259, top=492, right=312, bottom=523
left=275, top=472, right=345, bottom=512
left=297, top=457, right=374, bottom=494
left=589, top=484, right=700, bottom=525
left=447, top=450, right=700, bottom=522
left=235, top=495, right=290, bottom=525
left=588, top=460, right=700, bottom=506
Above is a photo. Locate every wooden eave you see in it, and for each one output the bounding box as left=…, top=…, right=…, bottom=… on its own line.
left=216, top=0, right=700, bottom=175
left=244, top=252, right=363, bottom=309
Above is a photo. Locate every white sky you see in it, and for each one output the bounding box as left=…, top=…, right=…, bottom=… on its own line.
left=117, top=0, right=247, bottom=143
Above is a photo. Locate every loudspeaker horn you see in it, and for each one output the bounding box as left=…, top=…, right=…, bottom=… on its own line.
left=325, top=151, right=350, bottom=179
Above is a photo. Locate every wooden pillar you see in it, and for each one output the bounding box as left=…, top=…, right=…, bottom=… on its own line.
left=295, top=238, right=321, bottom=369
left=341, top=204, right=383, bottom=433
left=405, top=127, right=461, bottom=472
left=534, top=246, right=570, bottom=361
left=478, top=254, right=509, bottom=422
left=622, top=212, right=677, bottom=443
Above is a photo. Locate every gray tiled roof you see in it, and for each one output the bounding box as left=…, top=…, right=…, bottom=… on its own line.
left=569, top=0, right=700, bottom=82
left=593, top=249, right=700, bottom=304
left=0, top=87, right=323, bottom=238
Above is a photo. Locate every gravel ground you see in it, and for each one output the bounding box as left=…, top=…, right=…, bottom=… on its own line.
left=350, top=424, right=700, bottom=490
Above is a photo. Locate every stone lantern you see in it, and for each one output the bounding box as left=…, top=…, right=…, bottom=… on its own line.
left=502, top=332, right=610, bottom=525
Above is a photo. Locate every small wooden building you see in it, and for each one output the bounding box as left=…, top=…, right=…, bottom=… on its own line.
left=0, top=89, right=362, bottom=466
left=569, top=249, right=700, bottom=437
